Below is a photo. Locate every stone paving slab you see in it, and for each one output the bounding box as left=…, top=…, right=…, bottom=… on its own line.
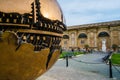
left=36, top=63, right=113, bottom=80
left=36, top=53, right=120, bottom=80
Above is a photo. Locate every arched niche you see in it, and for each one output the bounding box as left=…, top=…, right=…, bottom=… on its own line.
left=78, top=33, right=87, bottom=38
left=63, top=35, right=69, bottom=39
left=98, top=32, right=110, bottom=37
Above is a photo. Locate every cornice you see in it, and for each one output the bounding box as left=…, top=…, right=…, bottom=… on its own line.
left=67, top=20, right=120, bottom=30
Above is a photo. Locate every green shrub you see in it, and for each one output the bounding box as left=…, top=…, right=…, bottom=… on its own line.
left=60, top=51, right=85, bottom=58
left=111, top=53, right=120, bottom=66
left=59, top=51, right=68, bottom=58
left=73, top=51, right=84, bottom=56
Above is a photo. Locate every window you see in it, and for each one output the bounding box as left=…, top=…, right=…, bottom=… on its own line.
left=63, top=35, right=69, bottom=39
left=78, top=33, right=87, bottom=38
left=98, top=32, right=109, bottom=37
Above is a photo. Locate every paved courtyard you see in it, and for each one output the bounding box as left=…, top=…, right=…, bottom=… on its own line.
left=36, top=52, right=120, bottom=80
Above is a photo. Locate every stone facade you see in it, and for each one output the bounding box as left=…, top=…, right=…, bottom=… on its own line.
left=61, top=20, right=120, bottom=51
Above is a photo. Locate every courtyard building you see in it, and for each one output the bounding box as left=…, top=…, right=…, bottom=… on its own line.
left=62, top=20, right=120, bottom=51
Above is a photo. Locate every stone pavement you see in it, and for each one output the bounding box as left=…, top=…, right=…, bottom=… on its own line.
left=36, top=52, right=120, bottom=80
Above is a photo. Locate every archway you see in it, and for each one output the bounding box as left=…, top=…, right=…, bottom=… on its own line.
left=98, top=32, right=110, bottom=52
left=78, top=33, right=87, bottom=49
left=98, top=32, right=110, bottom=37
left=63, top=35, right=69, bottom=39
left=78, top=33, right=87, bottom=38
left=63, top=35, right=69, bottom=50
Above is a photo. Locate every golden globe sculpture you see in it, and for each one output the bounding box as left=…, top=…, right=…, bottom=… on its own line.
left=0, top=0, right=66, bottom=80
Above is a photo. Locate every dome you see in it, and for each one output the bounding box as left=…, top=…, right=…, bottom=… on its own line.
left=0, top=0, right=64, bottom=22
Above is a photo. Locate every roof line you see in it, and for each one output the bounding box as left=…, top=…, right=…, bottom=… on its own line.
left=67, top=20, right=120, bottom=30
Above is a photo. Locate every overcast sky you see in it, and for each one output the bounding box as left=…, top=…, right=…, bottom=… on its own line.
left=57, top=0, right=120, bottom=26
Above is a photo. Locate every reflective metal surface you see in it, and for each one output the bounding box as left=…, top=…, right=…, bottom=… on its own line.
left=0, top=0, right=66, bottom=80
left=0, top=0, right=64, bottom=22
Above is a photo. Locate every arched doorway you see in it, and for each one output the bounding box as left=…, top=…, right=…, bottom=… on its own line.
left=98, top=32, right=110, bottom=51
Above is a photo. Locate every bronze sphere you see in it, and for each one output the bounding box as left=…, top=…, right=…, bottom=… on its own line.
left=0, top=0, right=66, bottom=80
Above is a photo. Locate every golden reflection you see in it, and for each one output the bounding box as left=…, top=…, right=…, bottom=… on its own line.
left=44, top=13, right=49, bottom=19
left=0, top=0, right=64, bottom=22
